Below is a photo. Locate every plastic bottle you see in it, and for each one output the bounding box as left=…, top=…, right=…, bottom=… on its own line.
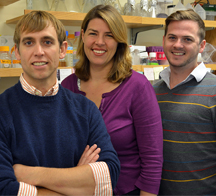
left=149, top=0, right=157, bottom=18
left=103, top=0, right=123, bottom=14
left=0, top=46, right=11, bottom=68
left=148, top=52, right=159, bottom=65
left=66, top=31, right=72, bottom=46
left=164, top=0, right=173, bottom=16
left=11, top=46, right=21, bottom=68
left=26, top=0, right=33, bottom=9
left=65, top=46, right=73, bottom=67
left=65, top=31, right=73, bottom=67
left=130, top=45, right=147, bottom=65
left=68, top=34, right=75, bottom=46
left=123, top=0, right=136, bottom=16
left=173, top=1, right=186, bottom=12
left=59, top=58, right=66, bottom=67
left=156, top=0, right=168, bottom=18
left=167, top=4, right=175, bottom=16
left=31, top=0, right=49, bottom=10
left=133, top=49, right=141, bottom=65
left=82, top=0, right=102, bottom=13
left=73, top=31, right=80, bottom=66
left=135, top=0, right=149, bottom=17
left=50, top=0, right=58, bottom=11
left=58, top=30, right=67, bottom=67
left=65, top=0, right=81, bottom=12
left=140, top=52, right=149, bottom=65
left=0, top=36, right=7, bottom=46
left=185, top=3, right=194, bottom=10
left=55, top=0, right=67, bottom=12
left=194, top=4, right=206, bottom=20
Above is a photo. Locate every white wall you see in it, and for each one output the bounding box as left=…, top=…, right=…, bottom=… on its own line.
left=0, top=0, right=190, bottom=93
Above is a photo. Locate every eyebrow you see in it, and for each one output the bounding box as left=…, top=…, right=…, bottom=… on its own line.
left=167, top=33, right=176, bottom=37
left=21, top=37, right=33, bottom=43
left=87, top=28, right=112, bottom=34
left=167, top=34, right=195, bottom=39
left=21, top=36, right=56, bottom=43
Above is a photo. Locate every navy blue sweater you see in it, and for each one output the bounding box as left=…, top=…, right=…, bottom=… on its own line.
left=0, top=82, right=120, bottom=195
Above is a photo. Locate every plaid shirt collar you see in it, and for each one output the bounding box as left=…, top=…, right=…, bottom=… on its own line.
left=20, top=74, right=59, bottom=96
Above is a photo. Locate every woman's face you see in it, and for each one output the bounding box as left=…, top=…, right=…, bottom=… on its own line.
left=82, top=18, right=118, bottom=70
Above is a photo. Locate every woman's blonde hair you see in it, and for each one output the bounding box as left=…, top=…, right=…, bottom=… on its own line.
left=75, top=4, right=132, bottom=83
left=14, top=11, right=66, bottom=50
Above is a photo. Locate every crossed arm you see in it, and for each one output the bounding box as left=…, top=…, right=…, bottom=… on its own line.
left=14, top=145, right=101, bottom=196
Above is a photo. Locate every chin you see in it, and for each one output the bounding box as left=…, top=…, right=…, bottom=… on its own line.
left=170, top=63, right=187, bottom=68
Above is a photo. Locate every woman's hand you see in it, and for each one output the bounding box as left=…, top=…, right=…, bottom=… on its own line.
left=78, top=144, right=101, bottom=166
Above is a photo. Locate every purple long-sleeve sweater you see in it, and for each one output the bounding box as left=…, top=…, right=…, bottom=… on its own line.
left=61, top=70, right=163, bottom=195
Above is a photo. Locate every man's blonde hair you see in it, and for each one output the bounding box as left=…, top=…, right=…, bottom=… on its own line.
left=14, top=11, right=66, bottom=50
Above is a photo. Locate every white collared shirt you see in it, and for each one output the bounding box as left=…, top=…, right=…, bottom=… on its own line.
left=159, top=62, right=209, bottom=89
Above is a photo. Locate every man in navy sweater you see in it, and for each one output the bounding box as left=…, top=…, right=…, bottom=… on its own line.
left=0, top=10, right=120, bottom=196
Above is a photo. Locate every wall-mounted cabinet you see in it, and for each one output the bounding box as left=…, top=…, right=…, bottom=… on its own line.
left=0, top=0, right=19, bottom=6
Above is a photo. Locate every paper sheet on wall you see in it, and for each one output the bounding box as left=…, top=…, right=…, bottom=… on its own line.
left=144, top=68, right=154, bottom=80
left=153, top=66, right=164, bottom=79
left=57, top=68, right=74, bottom=83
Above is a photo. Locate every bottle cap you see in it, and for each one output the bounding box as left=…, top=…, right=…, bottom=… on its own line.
left=67, top=46, right=73, bottom=50
left=66, top=31, right=69, bottom=37
left=0, top=46, right=9, bottom=52
left=140, top=52, right=148, bottom=58
left=149, top=52, right=157, bottom=58
left=68, top=34, right=75, bottom=39
left=75, top=31, right=80, bottom=36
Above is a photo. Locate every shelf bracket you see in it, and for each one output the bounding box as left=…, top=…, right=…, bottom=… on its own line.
left=205, top=27, right=215, bottom=31
left=131, top=25, right=163, bottom=45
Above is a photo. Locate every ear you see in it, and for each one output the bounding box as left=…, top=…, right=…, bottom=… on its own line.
left=59, top=41, right=68, bottom=59
left=162, top=35, right=165, bottom=48
left=14, top=44, right=21, bottom=60
left=199, top=39, right=206, bottom=53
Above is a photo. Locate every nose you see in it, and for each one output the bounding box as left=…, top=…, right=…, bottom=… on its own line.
left=173, top=39, right=183, bottom=48
left=95, top=35, right=105, bottom=45
left=34, top=43, right=45, bottom=56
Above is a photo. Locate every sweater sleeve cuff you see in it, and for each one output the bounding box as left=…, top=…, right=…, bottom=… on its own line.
left=89, top=162, right=112, bottom=196
left=18, top=182, right=37, bottom=196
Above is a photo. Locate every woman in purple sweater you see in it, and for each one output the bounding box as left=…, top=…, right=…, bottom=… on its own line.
left=61, top=5, right=163, bottom=196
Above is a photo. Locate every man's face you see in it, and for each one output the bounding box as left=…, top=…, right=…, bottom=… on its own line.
left=15, top=25, right=67, bottom=87
left=163, top=20, right=206, bottom=70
